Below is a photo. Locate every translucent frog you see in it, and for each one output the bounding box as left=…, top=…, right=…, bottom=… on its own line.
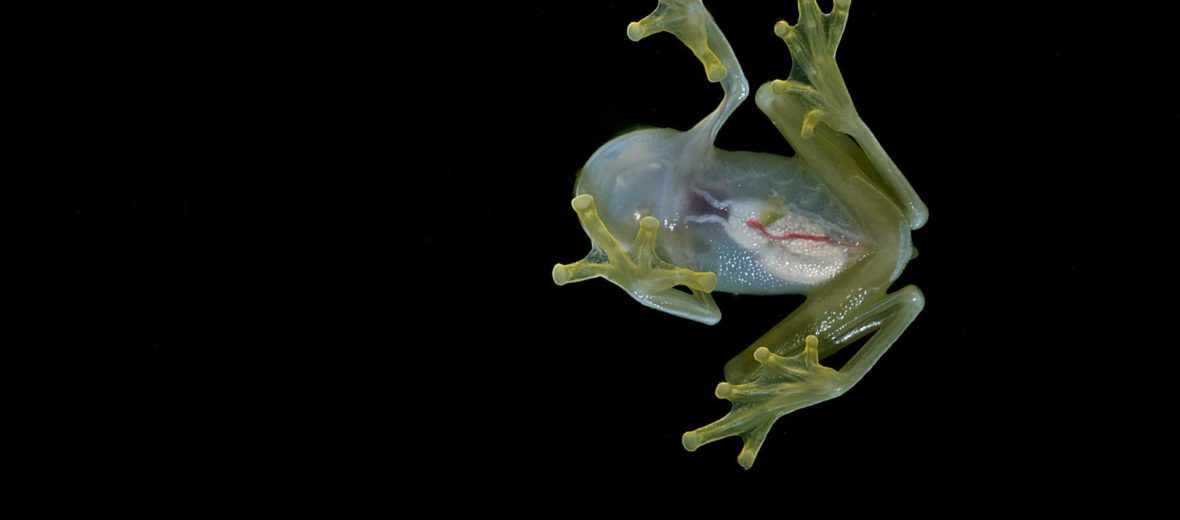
left=552, top=0, right=927, bottom=468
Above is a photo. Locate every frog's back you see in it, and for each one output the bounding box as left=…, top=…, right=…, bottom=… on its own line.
left=577, top=128, right=870, bottom=295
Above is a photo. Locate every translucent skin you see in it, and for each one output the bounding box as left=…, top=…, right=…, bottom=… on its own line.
left=553, top=0, right=927, bottom=468
left=577, top=128, right=866, bottom=295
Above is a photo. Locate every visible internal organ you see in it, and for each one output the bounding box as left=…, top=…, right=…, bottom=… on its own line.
left=743, top=218, right=855, bottom=248
left=718, top=198, right=863, bottom=286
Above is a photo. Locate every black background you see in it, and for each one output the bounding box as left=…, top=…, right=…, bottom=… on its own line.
left=13, top=0, right=1176, bottom=509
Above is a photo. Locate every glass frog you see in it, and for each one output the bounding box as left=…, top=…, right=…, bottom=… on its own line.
left=552, top=0, right=927, bottom=468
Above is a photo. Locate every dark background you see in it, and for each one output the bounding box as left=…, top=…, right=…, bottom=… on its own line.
left=12, top=0, right=1175, bottom=508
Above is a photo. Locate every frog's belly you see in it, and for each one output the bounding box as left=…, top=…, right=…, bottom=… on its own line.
left=577, top=128, right=867, bottom=295
left=682, top=197, right=869, bottom=294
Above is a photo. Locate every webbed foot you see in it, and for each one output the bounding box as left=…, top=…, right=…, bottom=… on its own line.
left=682, top=335, right=850, bottom=469
left=768, top=0, right=857, bottom=137
left=553, top=194, right=720, bottom=325
left=627, top=0, right=728, bottom=83
left=626, top=0, right=749, bottom=145
left=758, top=0, right=928, bottom=228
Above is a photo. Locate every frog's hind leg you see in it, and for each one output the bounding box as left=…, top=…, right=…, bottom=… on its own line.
left=683, top=281, right=924, bottom=469
left=553, top=194, right=721, bottom=324
left=758, top=0, right=928, bottom=229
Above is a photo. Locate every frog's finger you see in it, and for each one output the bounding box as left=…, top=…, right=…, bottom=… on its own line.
left=797, top=0, right=823, bottom=25
left=736, top=422, right=773, bottom=470
left=682, top=406, right=777, bottom=469
left=828, top=0, right=851, bottom=51
left=682, top=409, right=755, bottom=452
left=631, top=217, right=660, bottom=268
left=627, top=0, right=728, bottom=82
left=569, top=195, right=628, bottom=266
left=715, top=381, right=780, bottom=400
left=552, top=260, right=609, bottom=286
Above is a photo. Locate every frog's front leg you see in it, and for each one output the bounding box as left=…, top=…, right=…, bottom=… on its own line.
left=553, top=194, right=721, bottom=324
